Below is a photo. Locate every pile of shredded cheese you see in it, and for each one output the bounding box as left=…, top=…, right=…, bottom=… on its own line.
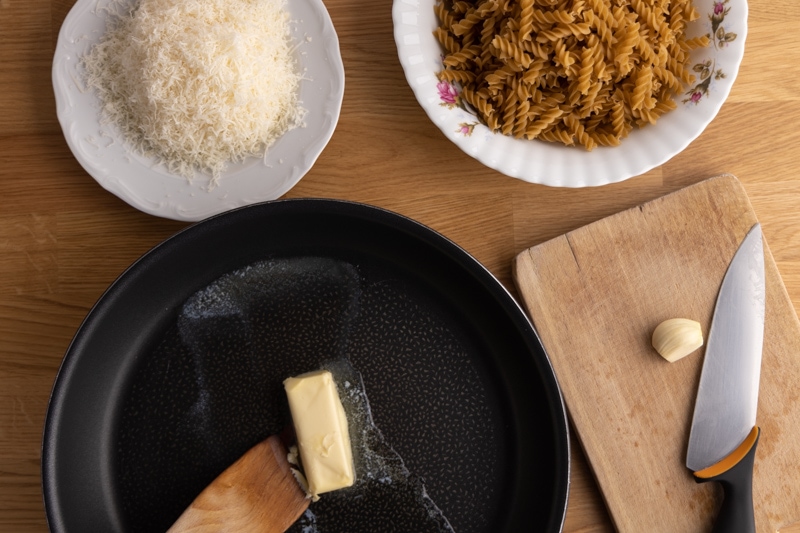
left=83, top=0, right=305, bottom=181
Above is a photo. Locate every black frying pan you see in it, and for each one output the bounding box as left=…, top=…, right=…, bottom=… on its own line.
left=41, top=199, right=569, bottom=532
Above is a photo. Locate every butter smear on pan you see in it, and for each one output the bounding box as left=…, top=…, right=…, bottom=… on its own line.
left=284, top=369, right=355, bottom=500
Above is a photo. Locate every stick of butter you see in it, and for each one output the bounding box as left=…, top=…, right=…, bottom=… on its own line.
left=283, top=370, right=355, bottom=499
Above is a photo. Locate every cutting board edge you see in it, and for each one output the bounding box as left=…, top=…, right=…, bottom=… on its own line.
left=511, top=174, right=800, bottom=533
left=513, top=173, right=745, bottom=268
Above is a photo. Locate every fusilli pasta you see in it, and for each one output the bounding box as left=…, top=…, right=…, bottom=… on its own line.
left=434, top=0, right=707, bottom=149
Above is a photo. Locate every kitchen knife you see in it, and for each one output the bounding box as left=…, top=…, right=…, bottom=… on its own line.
left=686, top=223, right=765, bottom=533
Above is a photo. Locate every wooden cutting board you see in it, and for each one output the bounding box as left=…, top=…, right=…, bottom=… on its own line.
left=513, top=175, right=800, bottom=533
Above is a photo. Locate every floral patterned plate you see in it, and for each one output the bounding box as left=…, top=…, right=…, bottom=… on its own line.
left=392, top=0, right=747, bottom=187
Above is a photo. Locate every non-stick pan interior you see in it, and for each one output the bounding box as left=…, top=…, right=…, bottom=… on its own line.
left=42, top=199, right=569, bottom=532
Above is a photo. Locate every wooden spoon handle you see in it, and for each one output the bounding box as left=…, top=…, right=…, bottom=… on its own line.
left=167, top=435, right=310, bottom=533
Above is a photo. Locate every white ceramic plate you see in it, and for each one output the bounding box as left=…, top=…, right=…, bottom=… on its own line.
left=53, top=0, right=345, bottom=221
left=393, top=0, right=747, bottom=187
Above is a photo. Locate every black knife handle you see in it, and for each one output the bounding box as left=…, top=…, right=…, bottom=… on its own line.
left=693, top=426, right=760, bottom=533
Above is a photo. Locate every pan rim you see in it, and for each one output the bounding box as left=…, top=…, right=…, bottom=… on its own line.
left=41, top=197, right=570, bottom=532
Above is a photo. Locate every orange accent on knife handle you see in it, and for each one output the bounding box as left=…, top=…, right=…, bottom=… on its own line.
left=692, top=426, right=760, bottom=533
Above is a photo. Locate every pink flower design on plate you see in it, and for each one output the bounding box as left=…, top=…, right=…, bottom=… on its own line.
left=683, top=1, right=735, bottom=104
left=437, top=80, right=459, bottom=107
left=456, top=122, right=478, bottom=136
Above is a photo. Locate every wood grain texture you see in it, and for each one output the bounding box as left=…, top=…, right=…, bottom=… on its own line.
left=513, top=175, right=800, bottom=532
left=2, top=0, right=800, bottom=531
left=167, top=436, right=310, bottom=533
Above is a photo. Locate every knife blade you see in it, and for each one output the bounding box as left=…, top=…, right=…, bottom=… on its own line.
left=686, top=223, right=765, bottom=533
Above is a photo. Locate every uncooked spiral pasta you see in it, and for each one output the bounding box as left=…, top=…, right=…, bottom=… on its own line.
left=433, top=0, right=709, bottom=150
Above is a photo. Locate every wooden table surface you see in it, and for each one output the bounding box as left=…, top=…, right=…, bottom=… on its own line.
left=2, top=0, right=799, bottom=531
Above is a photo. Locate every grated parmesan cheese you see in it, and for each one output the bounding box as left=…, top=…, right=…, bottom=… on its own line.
left=83, top=0, right=305, bottom=182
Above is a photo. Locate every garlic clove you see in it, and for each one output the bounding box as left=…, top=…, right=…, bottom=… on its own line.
left=652, top=318, right=704, bottom=362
